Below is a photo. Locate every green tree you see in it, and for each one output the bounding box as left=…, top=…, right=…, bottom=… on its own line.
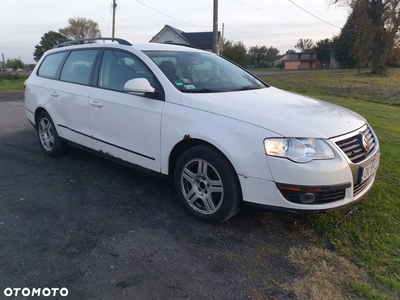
left=294, top=38, right=315, bottom=52
left=222, top=40, right=251, bottom=67
left=249, top=45, right=267, bottom=67
left=315, top=39, right=332, bottom=68
left=59, top=17, right=101, bottom=40
left=5, top=58, right=24, bottom=70
left=330, top=0, right=400, bottom=73
left=350, top=0, right=374, bottom=72
left=265, top=47, right=280, bottom=66
left=248, top=46, right=280, bottom=68
left=332, top=29, right=357, bottom=68
left=332, top=0, right=375, bottom=70
left=33, top=31, right=70, bottom=62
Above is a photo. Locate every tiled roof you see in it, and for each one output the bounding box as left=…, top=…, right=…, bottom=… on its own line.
left=151, top=25, right=220, bottom=50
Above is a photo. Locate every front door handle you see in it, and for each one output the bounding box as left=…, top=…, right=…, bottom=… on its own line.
left=50, top=91, right=59, bottom=98
left=89, top=100, right=103, bottom=108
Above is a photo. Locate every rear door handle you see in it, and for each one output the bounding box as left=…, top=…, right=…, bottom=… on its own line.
left=89, top=100, right=103, bottom=108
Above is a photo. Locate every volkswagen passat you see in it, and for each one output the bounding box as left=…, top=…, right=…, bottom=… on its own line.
left=24, top=38, right=380, bottom=223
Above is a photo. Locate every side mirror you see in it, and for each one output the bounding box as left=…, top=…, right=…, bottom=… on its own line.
left=124, top=78, right=156, bottom=96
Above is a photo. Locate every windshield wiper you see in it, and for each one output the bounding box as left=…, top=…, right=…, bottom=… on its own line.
left=239, top=86, right=261, bottom=91
left=184, top=88, right=221, bottom=93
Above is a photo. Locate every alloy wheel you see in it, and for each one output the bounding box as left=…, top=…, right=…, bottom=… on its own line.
left=38, top=118, right=55, bottom=151
left=180, top=158, right=224, bottom=215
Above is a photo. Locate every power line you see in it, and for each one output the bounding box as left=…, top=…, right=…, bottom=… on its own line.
left=132, top=0, right=340, bottom=47
left=134, top=0, right=209, bottom=28
left=288, top=0, right=342, bottom=29
left=224, top=25, right=270, bottom=43
left=133, top=0, right=270, bottom=43
left=232, top=0, right=340, bottom=39
left=234, top=0, right=315, bottom=31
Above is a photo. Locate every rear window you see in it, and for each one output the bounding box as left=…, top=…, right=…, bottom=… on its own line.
left=37, top=52, right=67, bottom=79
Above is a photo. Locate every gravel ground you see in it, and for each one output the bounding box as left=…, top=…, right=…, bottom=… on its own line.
left=0, top=92, right=305, bottom=300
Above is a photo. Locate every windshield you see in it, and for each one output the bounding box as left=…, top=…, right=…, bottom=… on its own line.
left=144, top=50, right=268, bottom=93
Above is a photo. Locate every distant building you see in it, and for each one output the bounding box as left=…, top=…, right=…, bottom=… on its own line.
left=274, top=54, right=287, bottom=67
left=150, top=25, right=223, bottom=54
left=284, top=52, right=321, bottom=70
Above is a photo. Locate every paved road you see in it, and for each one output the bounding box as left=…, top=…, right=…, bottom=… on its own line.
left=0, top=92, right=303, bottom=299
left=0, top=92, right=30, bottom=136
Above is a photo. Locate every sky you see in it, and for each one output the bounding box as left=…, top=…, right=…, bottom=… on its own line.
left=0, top=0, right=349, bottom=64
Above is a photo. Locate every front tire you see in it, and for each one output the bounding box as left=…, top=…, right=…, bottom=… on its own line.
left=36, top=111, right=64, bottom=156
left=174, top=145, right=242, bottom=223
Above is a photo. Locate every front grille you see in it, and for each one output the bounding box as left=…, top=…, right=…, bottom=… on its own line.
left=335, top=126, right=376, bottom=163
left=280, top=189, right=346, bottom=205
left=353, top=175, right=374, bottom=197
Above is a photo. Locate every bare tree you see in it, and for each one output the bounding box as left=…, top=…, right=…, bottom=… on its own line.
left=59, top=17, right=101, bottom=40
left=330, top=0, right=400, bottom=73
left=294, top=38, right=315, bottom=52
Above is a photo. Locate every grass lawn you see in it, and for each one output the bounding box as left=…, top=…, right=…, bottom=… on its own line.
left=248, top=67, right=284, bottom=72
left=0, top=73, right=29, bottom=91
left=260, top=69, right=400, bottom=299
left=262, top=68, right=400, bottom=106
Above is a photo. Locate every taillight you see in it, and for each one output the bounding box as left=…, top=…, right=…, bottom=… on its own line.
left=24, top=79, right=28, bottom=90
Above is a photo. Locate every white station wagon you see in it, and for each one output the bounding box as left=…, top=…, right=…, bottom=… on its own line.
left=24, top=38, right=380, bottom=223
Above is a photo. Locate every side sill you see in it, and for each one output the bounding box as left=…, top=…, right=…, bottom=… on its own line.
left=28, top=119, right=36, bottom=129
left=62, top=139, right=167, bottom=179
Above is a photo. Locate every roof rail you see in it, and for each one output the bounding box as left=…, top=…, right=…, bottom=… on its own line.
left=161, top=42, right=199, bottom=49
left=54, top=37, right=132, bottom=48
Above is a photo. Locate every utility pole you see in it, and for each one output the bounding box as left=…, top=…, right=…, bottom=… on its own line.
left=1, top=53, right=5, bottom=73
left=220, top=22, right=225, bottom=55
left=213, top=0, right=219, bottom=54
left=112, top=0, right=117, bottom=40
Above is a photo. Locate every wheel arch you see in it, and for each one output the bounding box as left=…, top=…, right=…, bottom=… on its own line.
left=168, top=138, right=239, bottom=186
left=34, top=107, right=47, bottom=129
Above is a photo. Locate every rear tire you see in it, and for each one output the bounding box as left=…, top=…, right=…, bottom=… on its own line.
left=36, top=111, right=64, bottom=157
left=174, top=145, right=242, bottom=223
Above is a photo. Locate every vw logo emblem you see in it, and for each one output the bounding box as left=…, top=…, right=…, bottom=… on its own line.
left=362, top=134, right=369, bottom=152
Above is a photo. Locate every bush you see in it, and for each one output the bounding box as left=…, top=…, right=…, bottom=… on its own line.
left=0, top=73, right=24, bottom=81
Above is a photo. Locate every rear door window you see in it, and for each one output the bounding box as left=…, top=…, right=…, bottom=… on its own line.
left=37, top=52, right=67, bottom=79
left=60, top=50, right=98, bottom=85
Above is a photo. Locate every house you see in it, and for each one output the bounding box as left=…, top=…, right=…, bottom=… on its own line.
left=284, top=52, right=321, bottom=70
left=150, top=25, right=223, bottom=54
left=273, top=54, right=287, bottom=68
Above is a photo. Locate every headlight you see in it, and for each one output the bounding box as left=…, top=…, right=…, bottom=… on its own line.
left=264, top=138, right=335, bottom=163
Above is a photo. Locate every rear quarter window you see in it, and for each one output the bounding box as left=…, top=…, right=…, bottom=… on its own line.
left=37, top=52, right=67, bottom=79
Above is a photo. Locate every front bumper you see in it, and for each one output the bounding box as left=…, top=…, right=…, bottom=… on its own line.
left=239, top=172, right=377, bottom=212
left=239, top=124, right=380, bottom=212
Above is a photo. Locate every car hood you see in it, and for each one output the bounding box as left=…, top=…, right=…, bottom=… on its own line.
left=180, top=87, right=366, bottom=138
